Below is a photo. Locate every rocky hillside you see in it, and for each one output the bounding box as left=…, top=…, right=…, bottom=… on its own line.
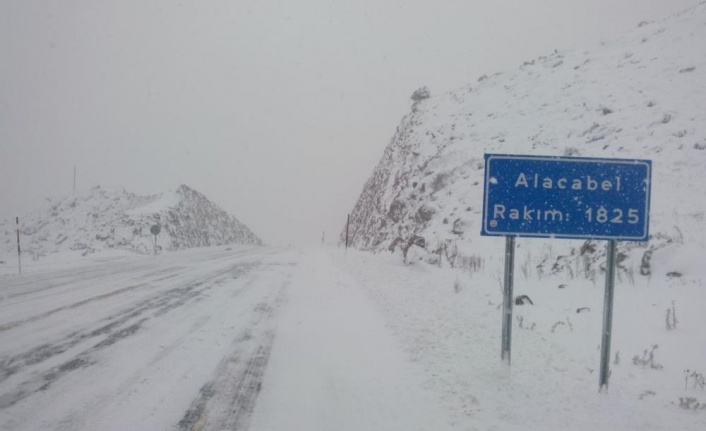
left=1, top=185, right=262, bottom=258
left=344, top=2, right=706, bottom=278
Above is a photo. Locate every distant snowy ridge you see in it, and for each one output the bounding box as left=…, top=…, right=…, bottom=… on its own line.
left=0, top=185, right=262, bottom=258
left=344, top=2, right=706, bottom=278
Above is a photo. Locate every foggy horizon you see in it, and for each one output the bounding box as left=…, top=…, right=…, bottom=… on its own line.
left=1, top=0, right=701, bottom=246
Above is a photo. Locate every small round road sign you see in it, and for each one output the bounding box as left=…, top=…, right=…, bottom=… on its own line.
left=150, top=224, right=161, bottom=236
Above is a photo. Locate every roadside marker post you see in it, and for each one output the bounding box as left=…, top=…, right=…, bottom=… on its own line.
left=481, top=154, right=652, bottom=391
left=16, top=217, right=21, bottom=275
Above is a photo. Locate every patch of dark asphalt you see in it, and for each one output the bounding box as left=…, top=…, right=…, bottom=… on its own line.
left=177, top=332, right=276, bottom=431
left=92, top=319, right=147, bottom=349
left=151, top=272, right=183, bottom=283
left=0, top=356, right=94, bottom=410
left=38, top=357, right=91, bottom=391
left=177, top=280, right=290, bottom=431
left=177, top=382, right=216, bottom=431
left=0, top=283, right=149, bottom=332
left=150, top=283, right=204, bottom=318
left=0, top=264, right=210, bottom=333
left=0, top=261, right=157, bottom=298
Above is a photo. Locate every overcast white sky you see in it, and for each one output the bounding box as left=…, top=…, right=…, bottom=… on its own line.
left=1, top=0, right=701, bottom=246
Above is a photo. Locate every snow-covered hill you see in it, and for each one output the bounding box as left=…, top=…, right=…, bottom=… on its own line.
left=344, top=2, right=706, bottom=279
left=0, top=185, right=262, bottom=260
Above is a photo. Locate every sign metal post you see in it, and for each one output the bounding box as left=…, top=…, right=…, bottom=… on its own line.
left=150, top=224, right=161, bottom=256
left=482, top=154, right=651, bottom=391
left=599, top=240, right=617, bottom=391
left=501, top=235, right=515, bottom=364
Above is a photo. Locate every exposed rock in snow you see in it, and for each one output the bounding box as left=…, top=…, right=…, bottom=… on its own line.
left=343, top=2, right=706, bottom=278
left=1, top=185, right=262, bottom=258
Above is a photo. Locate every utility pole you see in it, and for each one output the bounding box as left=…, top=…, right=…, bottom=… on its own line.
left=16, top=217, right=21, bottom=275
left=345, top=214, right=350, bottom=250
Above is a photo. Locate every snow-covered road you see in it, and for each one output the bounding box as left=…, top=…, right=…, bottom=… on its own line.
left=0, top=246, right=446, bottom=431
left=249, top=250, right=446, bottom=431
left=0, top=246, right=294, bottom=430
left=3, top=245, right=705, bottom=431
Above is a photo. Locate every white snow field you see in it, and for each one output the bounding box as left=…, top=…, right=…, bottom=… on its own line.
left=1, top=244, right=705, bottom=430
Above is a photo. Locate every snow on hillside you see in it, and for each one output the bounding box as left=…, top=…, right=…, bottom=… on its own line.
left=344, top=2, right=706, bottom=283
left=0, top=185, right=261, bottom=262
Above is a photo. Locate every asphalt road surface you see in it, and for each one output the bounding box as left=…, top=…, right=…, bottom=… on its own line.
left=0, top=246, right=295, bottom=430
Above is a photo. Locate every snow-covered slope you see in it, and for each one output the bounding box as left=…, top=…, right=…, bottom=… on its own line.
left=344, top=2, right=706, bottom=277
left=0, top=185, right=262, bottom=259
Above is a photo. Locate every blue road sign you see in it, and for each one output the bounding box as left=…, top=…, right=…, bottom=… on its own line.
left=481, top=154, right=651, bottom=241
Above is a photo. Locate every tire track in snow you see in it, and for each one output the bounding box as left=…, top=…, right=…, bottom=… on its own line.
left=176, top=282, right=288, bottom=431
left=1, top=262, right=179, bottom=301
left=0, top=247, right=255, bottom=304
left=0, top=261, right=262, bottom=410
left=0, top=282, right=149, bottom=332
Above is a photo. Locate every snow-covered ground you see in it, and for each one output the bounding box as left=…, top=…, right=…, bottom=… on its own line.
left=337, top=244, right=706, bottom=430
left=344, top=1, right=706, bottom=278
left=1, top=244, right=704, bottom=430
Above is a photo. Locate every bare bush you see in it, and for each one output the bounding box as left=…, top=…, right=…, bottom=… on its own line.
left=410, top=86, right=431, bottom=103
left=515, top=295, right=533, bottom=305
left=520, top=251, right=532, bottom=281
left=551, top=318, right=573, bottom=333
left=632, top=345, right=663, bottom=369
left=564, top=146, right=581, bottom=157
left=626, top=264, right=635, bottom=285
left=453, top=277, right=462, bottom=294
left=666, top=300, right=678, bottom=331
left=445, top=240, right=458, bottom=268
left=457, top=254, right=484, bottom=277
left=685, top=370, right=706, bottom=390
left=551, top=321, right=565, bottom=333
left=516, top=316, right=536, bottom=331
left=678, top=397, right=706, bottom=410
